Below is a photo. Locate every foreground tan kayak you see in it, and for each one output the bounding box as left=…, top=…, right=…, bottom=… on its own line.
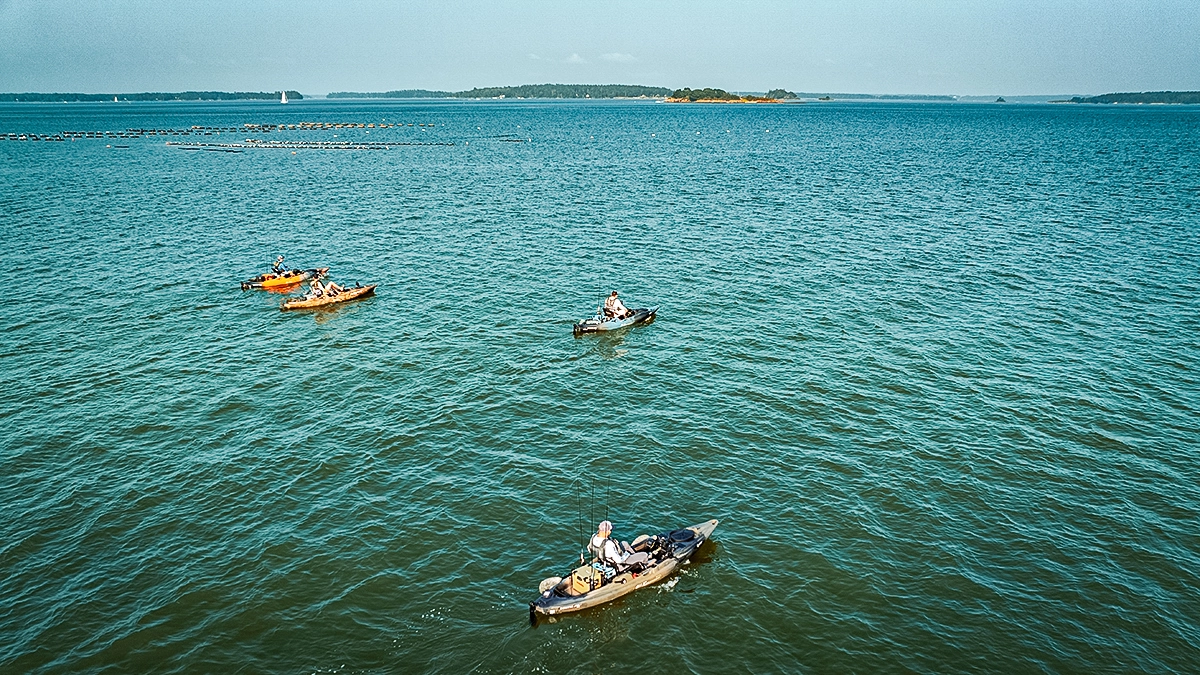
left=529, top=518, right=718, bottom=620
left=280, top=284, right=376, bottom=311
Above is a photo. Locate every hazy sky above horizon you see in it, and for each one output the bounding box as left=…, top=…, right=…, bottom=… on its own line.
left=1, top=0, right=1197, bottom=96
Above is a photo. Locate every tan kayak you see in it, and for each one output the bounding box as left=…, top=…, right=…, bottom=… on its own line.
left=529, top=518, right=719, bottom=620
left=280, top=284, right=376, bottom=311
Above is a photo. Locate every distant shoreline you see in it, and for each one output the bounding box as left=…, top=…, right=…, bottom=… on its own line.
left=3, top=87, right=1196, bottom=105
left=328, top=84, right=671, bottom=100
left=0, top=91, right=301, bottom=103
left=1052, top=91, right=1200, bottom=105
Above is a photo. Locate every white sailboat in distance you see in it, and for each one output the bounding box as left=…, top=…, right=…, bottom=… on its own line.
left=281, top=91, right=288, bottom=104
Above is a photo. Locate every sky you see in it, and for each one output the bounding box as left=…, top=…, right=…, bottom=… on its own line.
left=1, top=0, right=1198, bottom=96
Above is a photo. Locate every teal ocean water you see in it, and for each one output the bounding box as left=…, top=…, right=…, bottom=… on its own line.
left=1, top=99, right=1198, bottom=673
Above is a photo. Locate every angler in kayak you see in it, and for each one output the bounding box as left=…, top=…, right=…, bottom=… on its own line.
left=240, top=264, right=328, bottom=290
left=530, top=518, right=719, bottom=620
left=573, top=293, right=658, bottom=336
left=589, top=520, right=630, bottom=567
left=305, top=278, right=345, bottom=300
left=604, top=291, right=630, bottom=320
left=281, top=281, right=376, bottom=311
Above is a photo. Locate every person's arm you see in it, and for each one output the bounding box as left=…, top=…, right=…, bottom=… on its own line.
left=603, top=539, right=626, bottom=564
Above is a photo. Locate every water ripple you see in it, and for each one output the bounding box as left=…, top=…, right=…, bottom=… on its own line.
left=1, top=100, right=1198, bottom=673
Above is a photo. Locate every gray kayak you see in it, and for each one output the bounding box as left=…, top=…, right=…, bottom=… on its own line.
left=529, top=518, right=719, bottom=620
left=573, top=306, right=658, bottom=336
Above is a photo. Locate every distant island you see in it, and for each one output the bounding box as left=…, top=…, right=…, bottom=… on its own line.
left=1056, top=91, right=1200, bottom=104
left=667, top=88, right=792, bottom=103
left=798, top=93, right=956, bottom=101
left=667, top=88, right=956, bottom=102
left=327, top=84, right=672, bottom=99
left=0, top=91, right=301, bottom=102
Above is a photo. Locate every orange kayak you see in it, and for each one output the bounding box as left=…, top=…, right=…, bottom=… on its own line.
left=241, top=267, right=329, bottom=290
left=280, top=284, right=376, bottom=311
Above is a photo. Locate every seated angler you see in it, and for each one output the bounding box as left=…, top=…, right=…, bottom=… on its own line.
left=589, top=520, right=628, bottom=567
left=603, top=291, right=630, bottom=320
left=306, top=278, right=325, bottom=299
left=271, top=255, right=286, bottom=277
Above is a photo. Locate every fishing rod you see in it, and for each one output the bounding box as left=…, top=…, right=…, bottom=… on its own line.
left=589, top=478, right=597, bottom=590
left=577, top=480, right=584, bottom=565
left=605, top=478, right=610, bottom=526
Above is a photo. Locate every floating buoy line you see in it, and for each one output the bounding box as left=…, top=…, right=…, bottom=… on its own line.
left=167, top=140, right=453, bottom=151
left=0, top=122, right=442, bottom=148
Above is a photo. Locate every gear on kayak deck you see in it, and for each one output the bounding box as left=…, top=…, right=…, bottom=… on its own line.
left=573, top=306, right=658, bottom=336
left=529, top=518, right=718, bottom=620
left=240, top=267, right=329, bottom=290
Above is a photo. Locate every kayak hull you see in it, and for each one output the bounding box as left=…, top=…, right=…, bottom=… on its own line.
left=241, top=267, right=328, bottom=290
left=280, top=284, right=376, bottom=311
left=529, top=518, right=718, bottom=620
left=573, top=306, right=658, bottom=336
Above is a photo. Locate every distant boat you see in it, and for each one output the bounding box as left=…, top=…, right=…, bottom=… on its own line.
left=281, top=91, right=288, bottom=104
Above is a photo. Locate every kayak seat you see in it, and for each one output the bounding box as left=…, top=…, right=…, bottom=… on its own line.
left=622, top=552, right=650, bottom=570
left=631, top=534, right=657, bottom=553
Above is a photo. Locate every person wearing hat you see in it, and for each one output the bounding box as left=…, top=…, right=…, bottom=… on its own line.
left=603, top=291, right=629, bottom=320
left=305, top=277, right=326, bottom=300
left=589, top=520, right=628, bottom=567
left=271, top=255, right=286, bottom=276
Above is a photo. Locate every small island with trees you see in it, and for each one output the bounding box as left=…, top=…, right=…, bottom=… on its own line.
left=1055, top=91, right=1200, bottom=105
left=666, top=87, right=798, bottom=103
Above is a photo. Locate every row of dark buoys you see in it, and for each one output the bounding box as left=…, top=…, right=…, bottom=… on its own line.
left=3, top=122, right=439, bottom=142
left=293, top=122, right=434, bottom=129
left=166, top=140, right=454, bottom=150
left=2, top=133, right=66, bottom=141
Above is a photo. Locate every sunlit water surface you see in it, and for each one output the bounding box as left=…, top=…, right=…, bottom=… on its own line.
left=1, top=99, right=1198, bottom=673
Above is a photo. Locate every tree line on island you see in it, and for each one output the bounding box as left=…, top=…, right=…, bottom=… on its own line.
left=668, top=88, right=801, bottom=101
left=1057, top=91, right=1200, bottom=105
left=0, top=91, right=302, bottom=102
left=328, top=84, right=672, bottom=99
